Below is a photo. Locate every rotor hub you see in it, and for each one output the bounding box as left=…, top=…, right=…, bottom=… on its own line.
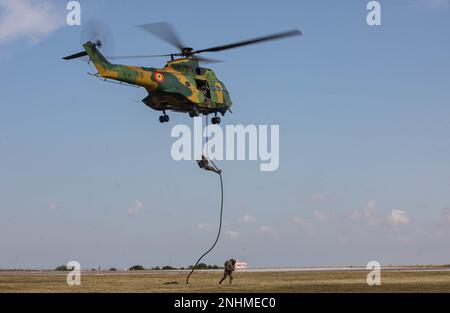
left=181, top=47, right=194, bottom=57
left=94, top=39, right=103, bottom=48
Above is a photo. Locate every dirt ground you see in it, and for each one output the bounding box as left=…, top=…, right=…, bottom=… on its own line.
left=1, top=269, right=450, bottom=292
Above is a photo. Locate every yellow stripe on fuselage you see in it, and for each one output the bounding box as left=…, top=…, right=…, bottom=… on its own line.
left=95, top=63, right=118, bottom=79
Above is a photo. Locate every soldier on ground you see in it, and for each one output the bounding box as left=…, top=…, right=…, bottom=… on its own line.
left=219, top=258, right=236, bottom=284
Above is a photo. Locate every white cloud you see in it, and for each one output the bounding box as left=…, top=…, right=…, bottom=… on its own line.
left=364, top=200, right=380, bottom=225
left=348, top=209, right=360, bottom=221
left=313, top=210, right=328, bottom=223
left=127, top=200, right=143, bottom=216
left=366, top=200, right=376, bottom=210
left=345, top=200, right=380, bottom=225
left=293, top=216, right=316, bottom=235
left=0, top=0, right=63, bottom=45
left=421, top=0, right=449, bottom=8
left=293, top=211, right=329, bottom=235
left=259, top=226, right=274, bottom=236
left=240, top=213, right=256, bottom=224
left=336, top=235, right=349, bottom=245
left=439, top=207, right=450, bottom=224
left=293, top=216, right=308, bottom=227
left=311, top=192, right=328, bottom=202
left=48, top=201, right=58, bottom=210
left=387, top=210, right=410, bottom=225
left=224, top=230, right=240, bottom=239
left=196, top=223, right=214, bottom=231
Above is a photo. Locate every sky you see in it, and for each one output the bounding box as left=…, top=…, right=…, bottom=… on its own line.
left=0, top=0, right=450, bottom=269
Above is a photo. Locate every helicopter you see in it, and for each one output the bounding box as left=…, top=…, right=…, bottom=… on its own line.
left=63, top=22, right=302, bottom=124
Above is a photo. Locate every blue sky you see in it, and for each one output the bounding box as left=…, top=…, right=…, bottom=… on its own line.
left=0, top=0, right=450, bottom=269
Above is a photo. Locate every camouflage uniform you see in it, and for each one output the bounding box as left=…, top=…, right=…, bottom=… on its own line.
left=197, top=155, right=221, bottom=174
left=219, top=259, right=236, bottom=284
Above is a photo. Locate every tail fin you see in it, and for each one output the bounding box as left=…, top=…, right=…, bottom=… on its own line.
left=63, top=41, right=113, bottom=75
left=82, top=41, right=113, bottom=72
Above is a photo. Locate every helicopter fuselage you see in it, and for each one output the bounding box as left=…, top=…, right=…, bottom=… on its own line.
left=83, top=42, right=232, bottom=116
left=140, top=58, right=233, bottom=115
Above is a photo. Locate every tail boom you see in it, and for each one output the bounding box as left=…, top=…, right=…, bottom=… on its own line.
left=63, top=41, right=158, bottom=90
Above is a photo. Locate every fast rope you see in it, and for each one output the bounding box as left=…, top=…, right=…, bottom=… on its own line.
left=205, top=114, right=209, bottom=157
left=186, top=115, right=224, bottom=284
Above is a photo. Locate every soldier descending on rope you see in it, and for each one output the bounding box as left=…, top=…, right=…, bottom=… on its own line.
left=219, top=258, right=236, bottom=284
left=197, top=154, right=221, bottom=174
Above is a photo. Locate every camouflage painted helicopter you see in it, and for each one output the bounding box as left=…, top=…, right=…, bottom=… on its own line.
left=63, top=22, right=301, bottom=124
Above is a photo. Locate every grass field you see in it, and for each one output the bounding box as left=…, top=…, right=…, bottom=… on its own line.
left=1, top=269, right=450, bottom=292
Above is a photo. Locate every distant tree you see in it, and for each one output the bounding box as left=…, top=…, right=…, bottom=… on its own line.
left=151, top=266, right=160, bottom=270
left=109, top=267, right=117, bottom=271
left=186, top=263, right=219, bottom=270
left=54, top=265, right=69, bottom=271
left=129, top=265, right=145, bottom=271
left=196, top=263, right=208, bottom=270
left=162, top=265, right=174, bottom=270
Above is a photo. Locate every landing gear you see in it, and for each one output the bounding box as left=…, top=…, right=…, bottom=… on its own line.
left=159, top=114, right=169, bottom=123
left=189, top=109, right=200, bottom=118
left=211, top=116, right=221, bottom=124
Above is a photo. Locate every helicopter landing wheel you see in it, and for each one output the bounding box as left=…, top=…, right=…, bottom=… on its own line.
left=189, top=110, right=199, bottom=118
left=159, top=115, right=169, bottom=123
left=212, top=116, right=221, bottom=124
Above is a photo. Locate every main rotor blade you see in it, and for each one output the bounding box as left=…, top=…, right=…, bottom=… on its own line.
left=136, top=22, right=185, bottom=50
left=192, top=29, right=302, bottom=54
left=107, top=54, right=173, bottom=60
left=107, top=54, right=224, bottom=64
left=193, top=56, right=224, bottom=64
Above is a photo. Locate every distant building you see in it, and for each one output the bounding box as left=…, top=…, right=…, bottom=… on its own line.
left=235, top=261, right=248, bottom=269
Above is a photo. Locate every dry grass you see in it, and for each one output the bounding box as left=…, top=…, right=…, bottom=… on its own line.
left=1, top=270, right=450, bottom=293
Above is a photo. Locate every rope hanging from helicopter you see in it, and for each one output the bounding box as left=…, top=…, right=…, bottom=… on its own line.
left=186, top=114, right=224, bottom=284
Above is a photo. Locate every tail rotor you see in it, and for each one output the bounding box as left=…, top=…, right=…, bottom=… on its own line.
left=80, top=19, right=115, bottom=55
